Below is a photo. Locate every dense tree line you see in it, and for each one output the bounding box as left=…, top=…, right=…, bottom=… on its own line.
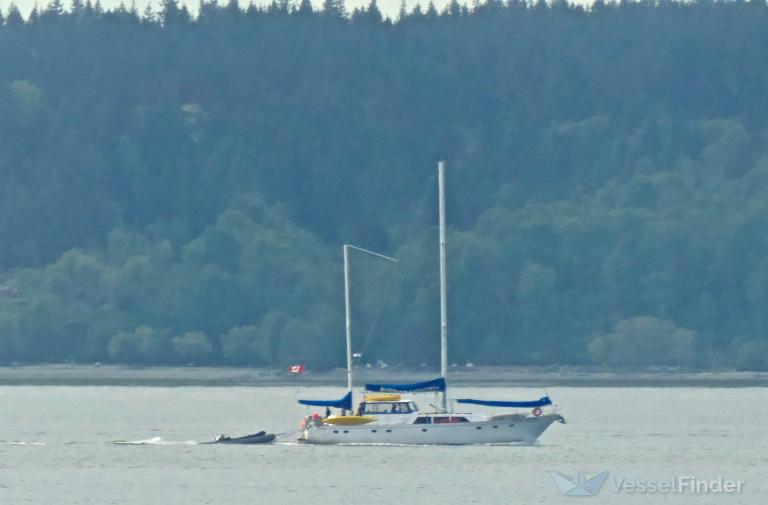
left=1, top=0, right=768, bottom=370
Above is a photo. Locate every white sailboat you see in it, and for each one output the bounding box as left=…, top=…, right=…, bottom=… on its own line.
left=298, top=161, right=565, bottom=445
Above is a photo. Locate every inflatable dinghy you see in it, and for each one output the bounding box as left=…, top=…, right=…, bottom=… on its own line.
left=204, top=431, right=275, bottom=444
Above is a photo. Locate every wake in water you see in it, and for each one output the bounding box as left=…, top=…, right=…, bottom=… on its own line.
left=0, top=440, right=46, bottom=446
left=111, top=436, right=197, bottom=446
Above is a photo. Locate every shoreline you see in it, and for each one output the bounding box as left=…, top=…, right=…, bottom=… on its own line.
left=0, top=364, right=766, bottom=387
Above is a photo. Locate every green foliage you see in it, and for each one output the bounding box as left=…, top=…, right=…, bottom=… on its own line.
left=588, top=317, right=698, bottom=368
left=108, top=326, right=168, bottom=362
left=1, top=1, right=768, bottom=369
left=733, top=338, right=768, bottom=371
left=172, top=331, right=213, bottom=361
left=221, top=324, right=273, bottom=365
left=8, top=80, right=43, bottom=119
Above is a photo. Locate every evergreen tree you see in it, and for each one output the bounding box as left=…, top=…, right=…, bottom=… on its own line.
left=161, top=0, right=187, bottom=25
left=226, top=0, right=241, bottom=17
left=396, top=0, right=407, bottom=21
left=321, top=0, right=345, bottom=17
left=179, top=4, right=192, bottom=21
left=198, top=0, right=218, bottom=22
left=268, top=0, right=290, bottom=15
left=409, top=4, right=423, bottom=20
left=28, top=5, right=40, bottom=23
left=71, top=0, right=85, bottom=18
left=44, top=0, right=65, bottom=17
left=446, top=0, right=461, bottom=17
left=354, top=0, right=382, bottom=23
left=425, top=0, right=438, bottom=18
left=141, top=2, right=157, bottom=22
left=296, top=0, right=313, bottom=16
left=245, top=2, right=260, bottom=17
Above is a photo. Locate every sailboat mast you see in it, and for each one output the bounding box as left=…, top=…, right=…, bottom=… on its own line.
left=344, top=244, right=353, bottom=398
left=438, top=160, right=449, bottom=412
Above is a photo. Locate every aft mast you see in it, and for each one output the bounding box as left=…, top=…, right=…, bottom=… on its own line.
left=438, top=160, right=449, bottom=412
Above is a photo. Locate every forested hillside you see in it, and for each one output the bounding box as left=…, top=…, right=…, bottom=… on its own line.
left=1, top=0, right=768, bottom=370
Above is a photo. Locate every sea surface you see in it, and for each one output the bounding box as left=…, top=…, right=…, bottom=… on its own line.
left=0, top=386, right=765, bottom=504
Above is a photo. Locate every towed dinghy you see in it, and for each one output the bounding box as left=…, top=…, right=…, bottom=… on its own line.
left=204, top=431, right=275, bottom=444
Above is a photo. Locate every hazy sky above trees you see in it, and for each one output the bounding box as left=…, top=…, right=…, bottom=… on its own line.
left=8, top=0, right=434, bottom=18
left=3, top=0, right=592, bottom=19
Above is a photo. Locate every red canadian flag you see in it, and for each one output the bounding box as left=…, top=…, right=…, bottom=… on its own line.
left=288, top=364, right=306, bottom=374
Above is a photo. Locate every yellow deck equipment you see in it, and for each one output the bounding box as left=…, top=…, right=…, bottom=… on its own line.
left=323, top=415, right=376, bottom=426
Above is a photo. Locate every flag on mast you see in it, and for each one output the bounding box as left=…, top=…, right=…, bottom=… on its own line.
left=288, top=364, right=305, bottom=374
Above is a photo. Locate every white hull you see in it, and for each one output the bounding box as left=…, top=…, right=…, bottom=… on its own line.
left=302, top=413, right=564, bottom=445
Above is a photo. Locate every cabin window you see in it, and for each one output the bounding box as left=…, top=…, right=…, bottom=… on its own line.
left=433, top=416, right=469, bottom=424
left=362, top=402, right=389, bottom=414
left=361, top=402, right=413, bottom=414
left=394, top=402, right=413, bottom=414
left=414, top=416, right=432, bottom=424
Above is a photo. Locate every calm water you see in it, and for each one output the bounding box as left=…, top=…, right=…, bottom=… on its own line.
left=0, top=386, right=765, bottom=504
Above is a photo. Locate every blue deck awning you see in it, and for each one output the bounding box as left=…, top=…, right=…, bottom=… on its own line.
left=298, top=391, right=352, bottom=411
left=365, top=377, right=446, bottom=393
left=456, top=396, right=552, bottom=408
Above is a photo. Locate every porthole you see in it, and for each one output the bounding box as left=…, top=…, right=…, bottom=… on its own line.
left=371, top=430, right=377, bottom=433
left=343, top=430, right=349, bottom=433
left=333, top=430, right=339, bottom=434
left=386, top=429, right=392, bottom=433
left=421, top=428, right=427, bottom=432
left=493, top=425, right=498, bottom=429
left=509, top=424, right=515, bottom=427
left=476, top=426, right=482, bottom=430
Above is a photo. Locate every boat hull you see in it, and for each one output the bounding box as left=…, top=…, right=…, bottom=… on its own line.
left=302, top=413, right=563, bottom=445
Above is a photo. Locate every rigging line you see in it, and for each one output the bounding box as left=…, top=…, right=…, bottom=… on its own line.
left=357, top=259, right=400, bottom=361
left=360, top=174, right=437, bottom=356
left=355, top=167, right=438, bottom=363
left=274, top=429, right=303, bottom=439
